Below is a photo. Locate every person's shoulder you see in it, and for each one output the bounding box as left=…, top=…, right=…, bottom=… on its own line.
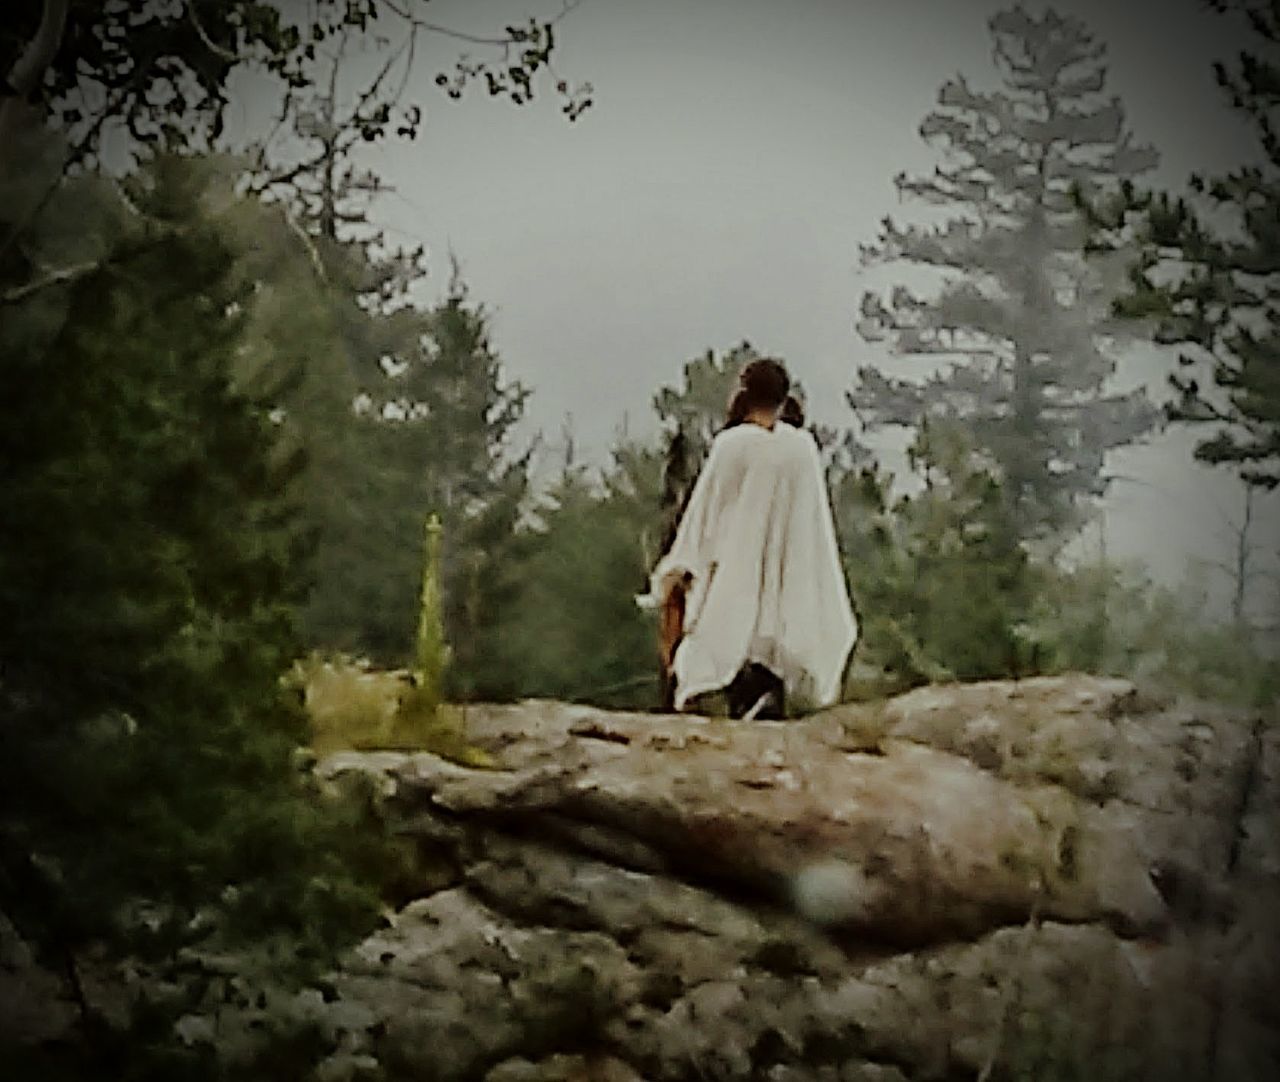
left=774, top=423, right=813, bottom=443
left=774, top=423, right=820, bottom=459
left=701, top=425, right=751, bottom=471
left=717, top=422, right=771, bottom=440
left=710, top=423, right=771, bottom=454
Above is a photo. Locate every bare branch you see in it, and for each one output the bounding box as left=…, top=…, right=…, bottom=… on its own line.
left=1, top=0, right=71, bottom=155
left=245, top=148, right=334, bottom=197
left=1, top=260, right=99, bottom=304
left=5, top=0, right=70, bottom=97
left=283, top=205, right=327, bottom=281
left=188, top=3, right=240, bottom=64
left=380, top=0, right=584, bottom=45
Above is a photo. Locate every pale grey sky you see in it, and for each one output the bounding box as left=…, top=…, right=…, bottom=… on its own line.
left=241, top=0, right=1278, bottom=618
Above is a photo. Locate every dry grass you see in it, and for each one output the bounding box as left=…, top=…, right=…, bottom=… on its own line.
left=289, top=653, right=492, bottom=766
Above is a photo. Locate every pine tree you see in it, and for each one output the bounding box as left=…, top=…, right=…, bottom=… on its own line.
left=313, top=270, right=532, bottom=681
left=653, top=343, right=760, bottom=468
left=852, top=5, right=1160, bottom=542
left=234, top=46, right=534, bottom=678
left=222, top=44, right=434, bottom=663
left=1092, top=0, right=1280, bottom=490
left=0, top=146, right=385, bottom=1019
left=490, top=437, right=661, bottom=708
left=832, top=421, right=1035, bottom=692
left=410, top=271, right=530, bottom=695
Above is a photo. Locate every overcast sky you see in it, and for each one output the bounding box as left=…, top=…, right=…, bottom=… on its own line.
left=243, top=0, right=1277, bottom=616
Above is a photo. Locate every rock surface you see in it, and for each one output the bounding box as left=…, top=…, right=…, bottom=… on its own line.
left=8, top=674, right=1274, bottom=1080
left=290, top=675, right=1278, bottom=1081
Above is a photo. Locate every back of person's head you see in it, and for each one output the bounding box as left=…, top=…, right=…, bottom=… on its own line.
left=738, top=358, right=790, bottom=411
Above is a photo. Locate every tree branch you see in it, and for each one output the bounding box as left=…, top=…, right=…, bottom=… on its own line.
left=380, top=0, right=584, bottom=45
left=1, top=0, right=70, bottom=154
left=5, top=0, right=70, bottom=97
left=1, top=261, right=100, bottom=305
left=188, top=3, right=241, bottom=64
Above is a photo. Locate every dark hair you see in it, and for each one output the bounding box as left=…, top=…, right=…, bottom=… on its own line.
left=738, top=358, right=790, bottom=409
left=723, top=362, right=796, bottom=430
left=780, top=395, right=805, bottom=427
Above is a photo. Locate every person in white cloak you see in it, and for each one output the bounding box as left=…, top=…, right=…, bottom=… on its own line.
left=640, top=360, right=858, bottom=718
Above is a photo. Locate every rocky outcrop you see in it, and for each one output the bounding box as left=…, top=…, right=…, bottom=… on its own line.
left=282, top=675, right=1277, bottom=1081
left=10, top=675, right=1272, bottom=1079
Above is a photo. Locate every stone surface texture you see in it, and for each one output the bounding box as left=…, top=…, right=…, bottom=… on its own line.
left=5, top=675, right=1276, bottom=1080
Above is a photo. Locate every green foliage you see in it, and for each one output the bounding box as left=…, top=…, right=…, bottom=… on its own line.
left=242, top=118, right=534, bottom=685
left=0, top=144, right=391, bottom=1067
left=1027, top=559, right=1280, bottom=709
left=1087, top=0, right=1280, bottom=491
left=486, top=444, right=663, bottom=709
left=224, top=12, right=579, bottom=686
left=291, top=652, right=405, bottom=753
left=2, top=0, right=590, bottom=160
left=853, top=5, right=1160, bottom=542
left=830, top=416, right=1277, bottom=707
left=297, top=273, right=532, bottom=691
left=392, top=511, right=498, bottom=762
left=833, top=422, right=1035, bottom=693
left=412, top=281, right=532, bottom=698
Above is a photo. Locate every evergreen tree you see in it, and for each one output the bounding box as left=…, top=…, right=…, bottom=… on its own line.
left=852, top=5, right=1160, bottom=542
left=1028, top=556, right=1280, bottom=708
left=490, top=438, right=661, bottom=708
left=342, top=271, right=532, bottom=685
left=1090, top=0, right=1280, bottom=490
left=0, top=142, right=386, bottom=1036
left=230, top=45, right=534, bottom=679
left=223, top=42, right=439, bottom=663
left=653, top=343, right=759, bottom=468
left=833, top=422, right=1035, bottom=692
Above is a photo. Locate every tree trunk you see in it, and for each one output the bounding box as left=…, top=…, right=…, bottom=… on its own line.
left=0, top=0, right=70, bottom=155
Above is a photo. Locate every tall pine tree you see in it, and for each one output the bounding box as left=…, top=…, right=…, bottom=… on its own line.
left=1093, top=0, right=1280, bottom=490
left=852, top=5, right=1160, bottom=541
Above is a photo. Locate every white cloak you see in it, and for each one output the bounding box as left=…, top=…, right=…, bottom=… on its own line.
left=644, top=423, right=857, bottom=711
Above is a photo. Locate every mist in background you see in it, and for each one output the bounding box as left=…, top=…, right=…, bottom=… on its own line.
left=217, top=0, right=1275, bottom=612
left=6, top=6, right=1279, bottom=1074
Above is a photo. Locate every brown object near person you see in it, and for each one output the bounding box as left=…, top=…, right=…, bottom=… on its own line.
left=658, top=574, right=691, bottom=711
